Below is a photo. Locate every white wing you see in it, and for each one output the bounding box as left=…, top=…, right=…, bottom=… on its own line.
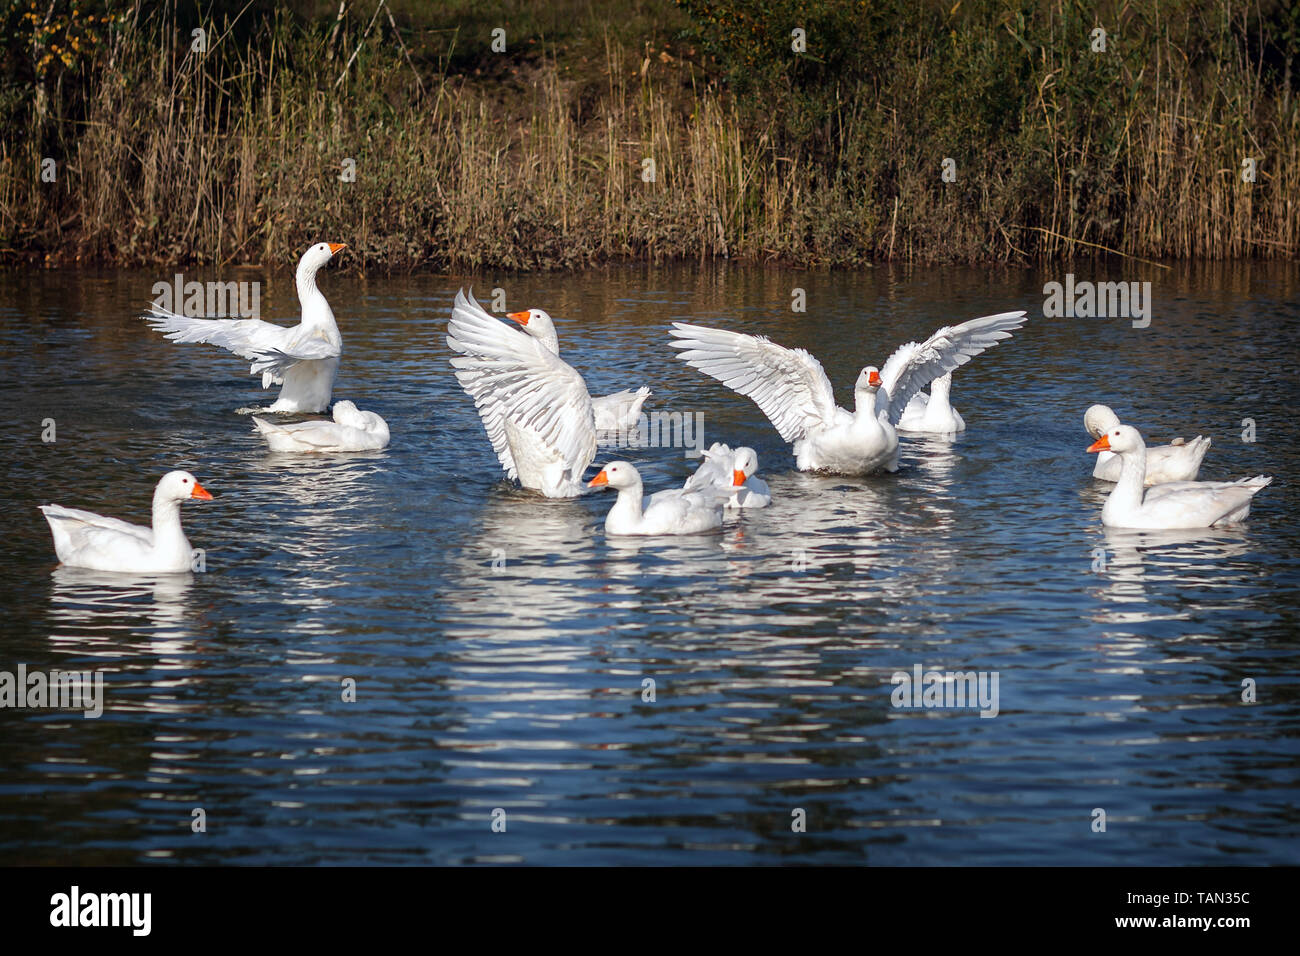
left=39, top=504, right=153, bottom=544
left=447, top=289, right=597, bottom=480
left=683, top=442, right=735, bottom=490
left=592, top=387, right=651, bottom=433
left=252, top=417, right=338, bottom=449
left=668, top=322, right=839, bottom=443
left=248, top=336, right=340, bottom=379
left=143, top=305, right=339, bottom=379
left=877, top=311, right=1027, bottom=425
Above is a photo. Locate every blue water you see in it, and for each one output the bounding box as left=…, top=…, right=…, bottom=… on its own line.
left=1, top=261, right=1297, bottom=864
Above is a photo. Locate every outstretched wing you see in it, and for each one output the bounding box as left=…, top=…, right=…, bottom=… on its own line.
left=143, top=305, right=338, bottom=382
left=144, top=305, right=290, bottom=361
left=668, top=322, right=839, bottom=443
left=877, top=311, right=1027, bottom=425
left=447, top=289, right=597, bottom=480
left=248, top=336, right=340, bottom=380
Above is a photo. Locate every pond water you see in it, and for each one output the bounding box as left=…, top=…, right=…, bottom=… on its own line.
left=1, top=260, right=1297, bottom=864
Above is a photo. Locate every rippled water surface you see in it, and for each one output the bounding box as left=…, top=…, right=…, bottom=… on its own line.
left=1, top=261, right=1297, bottom=865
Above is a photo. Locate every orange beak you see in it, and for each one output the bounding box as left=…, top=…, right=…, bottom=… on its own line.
left=1087, top=435, right=1111, bottom=453
left=327, top=243, right=347, bottom=255
left=868, top=370, right=882, bottom=387
left=732, top=469, right=746, bottom=487
left=190, top=480, right=214, bottom=500
left=507, top=310, right=531, bottom=326
left=588, top=470, right=609, bottom=487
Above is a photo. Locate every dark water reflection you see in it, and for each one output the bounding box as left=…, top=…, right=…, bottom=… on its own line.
left=0, top=261, right=1297, bottom=864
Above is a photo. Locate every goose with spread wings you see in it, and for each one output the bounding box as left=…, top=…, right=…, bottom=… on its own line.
left=668, top=310, right=1028, bottom=475
left=142, top=242, right=347, bottom=413
left=447, top=289, right=598, bottom=498
left=503, top=306, right=651, bottom=437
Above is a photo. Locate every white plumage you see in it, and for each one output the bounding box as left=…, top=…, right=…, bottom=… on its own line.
left=1085, top=404, right=1211, bottom=484
left=897, top=371, right=965, bottom=433
left=1088, top=424, right=1270, bottom=529
left=142, top=242, right=347, bottom=413
left=589, top=461, right=728, bottom=535
left=502, top=306, right=652, bottom=437
left=447, top=289, right=598, bottom=498
left=591, top=387, right=654, bottom=435
left=669, top=310, right=1026, bottom=475
left=684, top=443, right=771, bottom=508
left=39, top=471, right=213, bottom=573
left=252, top=400, right=389, bottom=453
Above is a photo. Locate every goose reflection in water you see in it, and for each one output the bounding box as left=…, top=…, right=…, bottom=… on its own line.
left=252, top=450, right=389, bottom=572
left=439, top=490, right=601, bottom=641
left=42, top=567, right=206, bottom=722
left=47, top=566, right=196, bottom=652
left=1093, top=527, right=1255, bottom=612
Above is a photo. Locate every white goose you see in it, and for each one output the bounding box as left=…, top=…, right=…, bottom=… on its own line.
left=684, top=442, right=771, bottom=508
left=505, top=307, right=652, bottom=436
left=897, top=371, right=964, bottom=433
left=143, top=242, right=347, bottom=413
left=39, top=471, right=213, bottom=573
left=252, top=400, right=389, bottom=452
left=669, top=310, right=1027, bottom=475
left=447, top=289, right=597, bottom=498
left=589, top=461, right=726, bottom=535
left=1087, top=425, right=1270, bottom=529
left=1085, top=404, right=1210, bottom=485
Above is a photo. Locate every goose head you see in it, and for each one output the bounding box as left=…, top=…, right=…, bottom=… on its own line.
left=331, top=401, right=388, bottom=439
left=330, top=400, right=361, bottom=421
left=854, top=366, right=883, bottom=410
left=588, top=461, right=641, bottom=491
left=1084, top=404, right=1122, bottom=440
left=1087, top=423, right=1145, bottom=456
left=157, top=470, right=213, bottom=503
left=507, top=307, right=560, bottom=353
left=331, top=400, right=365, bottom=427
left=732, top=447, right=759, bottom=486
left=297, top=241, right=346, bottom=280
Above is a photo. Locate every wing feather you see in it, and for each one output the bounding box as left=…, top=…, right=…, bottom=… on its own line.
left=668, top=322, right=839, bottom=442
left=39, top=505, right=153, bottom=544
left=447, top=289, right=597, bottom=481
left=248, top=337, right=340, bottom=379
left=877, top=311, right=1028, bottom=424
left=143, top=305, right=339, bottom=380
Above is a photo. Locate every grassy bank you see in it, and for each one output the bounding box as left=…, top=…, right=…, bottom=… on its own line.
left=1, top=0, right=1297, bottom=271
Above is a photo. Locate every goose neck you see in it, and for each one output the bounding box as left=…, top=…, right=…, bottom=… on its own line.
left=151, top=493, right=188, bottom=552
left=609, top=482, right=646, bottom=523
left=535, top=327, right=560, bottom=354
left=1110, top=445, right=1148, bottom=511
left=297, top=269, right=336, bottom=329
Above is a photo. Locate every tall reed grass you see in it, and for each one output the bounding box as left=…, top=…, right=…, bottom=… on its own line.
left=0, top=1, right=1294, bottom=270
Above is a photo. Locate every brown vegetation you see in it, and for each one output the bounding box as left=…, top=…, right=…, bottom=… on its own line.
left=0, top=1, right=1295, bottom=271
